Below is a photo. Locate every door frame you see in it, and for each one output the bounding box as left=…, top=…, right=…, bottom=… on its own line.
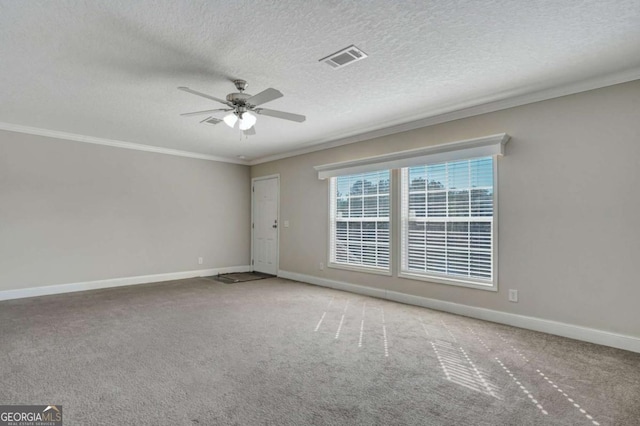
left=251, top=174, right=280, bottom=275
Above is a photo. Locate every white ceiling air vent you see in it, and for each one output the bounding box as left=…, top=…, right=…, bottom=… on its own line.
left=201, top=117, right=223, bottom=125
left=319, top=45, right=368, bottom=69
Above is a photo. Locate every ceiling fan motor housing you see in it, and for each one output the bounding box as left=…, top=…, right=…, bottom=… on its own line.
left=226, top=92, right=251, bottom=105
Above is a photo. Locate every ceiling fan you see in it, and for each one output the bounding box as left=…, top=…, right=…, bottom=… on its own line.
left=178, top=79, right=305, bottom=135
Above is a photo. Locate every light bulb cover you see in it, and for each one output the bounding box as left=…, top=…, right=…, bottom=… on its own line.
left=238, top=112, right=257, bottom=130
left=223, top=113, right=238, bottom=128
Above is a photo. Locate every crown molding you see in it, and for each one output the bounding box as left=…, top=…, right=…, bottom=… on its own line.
left=2, top=68, right=639, bottom=167
left=249, top=67, right=640, bottom=165
left=0, top=122, right=249, bottom=165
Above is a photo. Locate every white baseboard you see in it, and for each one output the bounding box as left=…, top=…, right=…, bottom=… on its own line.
left=278, top=270, right=640, bottom=354
left=0, top=265, right=251, bottom=302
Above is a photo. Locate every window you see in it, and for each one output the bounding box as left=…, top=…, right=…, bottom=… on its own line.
left=318, top=133, right=507, bottom=285
left=400, top=157, right=496, bottom=288
left=329, top=170, right=391, bottom=273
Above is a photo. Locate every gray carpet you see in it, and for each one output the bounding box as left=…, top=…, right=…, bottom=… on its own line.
left=1, top=277, right=639, bottom=425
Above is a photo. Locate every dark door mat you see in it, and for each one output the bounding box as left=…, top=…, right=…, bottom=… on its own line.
left=206, top=272, right=275, bottom=284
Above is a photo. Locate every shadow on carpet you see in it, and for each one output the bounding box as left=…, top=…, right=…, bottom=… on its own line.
left=206, top=271, right=275, bottom=284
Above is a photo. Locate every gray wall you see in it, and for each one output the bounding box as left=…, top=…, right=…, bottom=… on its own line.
left=252, top=80, right=640, bottom=338
left=0, top=130, right=251, bottom=291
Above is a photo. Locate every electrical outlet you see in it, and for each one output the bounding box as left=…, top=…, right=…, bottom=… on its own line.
left=508, top=289, right=518, bottom=302
left=198, top=257, right=203, bottom=265
left=319, top=262, right=324, bottom=270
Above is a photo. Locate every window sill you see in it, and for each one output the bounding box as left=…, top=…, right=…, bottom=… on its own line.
left=398, top=271, right=497, bottom=291
left=328, top=262, right=392, bottom=277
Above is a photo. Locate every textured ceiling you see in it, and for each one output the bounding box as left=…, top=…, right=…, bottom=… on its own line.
left=1, top=0, right=640, bottom=163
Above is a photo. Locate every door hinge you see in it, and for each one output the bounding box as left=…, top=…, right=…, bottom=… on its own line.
left=252, top=223, right=254, bottom=229
left=252, top=259, right=254, bottom=265
left=252, top=186, right=255, bottom=192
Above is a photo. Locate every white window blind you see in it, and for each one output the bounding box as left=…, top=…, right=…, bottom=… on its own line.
left=330, top=170, right=390, bottom=271
left=401, top=157, right=495, bottom=286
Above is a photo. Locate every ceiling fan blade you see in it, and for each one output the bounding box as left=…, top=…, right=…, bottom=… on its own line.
left=256, top=108, right=306, bottom=122
left=181, top=108, right=230, bottom=117
left=246, top=88, right=283, bottom=106
left=177, top=86, right=231, bottom=106
left=243, top=126, right=256, bottom=136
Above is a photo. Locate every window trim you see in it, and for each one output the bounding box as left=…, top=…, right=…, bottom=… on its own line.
left=315, top=133, right=508, bottom=179
left=327, top=171, right=393, bottom=276
left=398, top=156, right=498, bottom=291
left=317, top=133, right=508, bottom=283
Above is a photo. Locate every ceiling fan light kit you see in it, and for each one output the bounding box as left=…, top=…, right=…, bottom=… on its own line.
left=179, top=79, right=305, bottom=135
left=238, top=112, right=257, bottom=130
left=223, top=113, right=238, bottom=128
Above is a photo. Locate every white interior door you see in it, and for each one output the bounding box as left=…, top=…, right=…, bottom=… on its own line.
left=252, top=177, right=279, bottom=275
